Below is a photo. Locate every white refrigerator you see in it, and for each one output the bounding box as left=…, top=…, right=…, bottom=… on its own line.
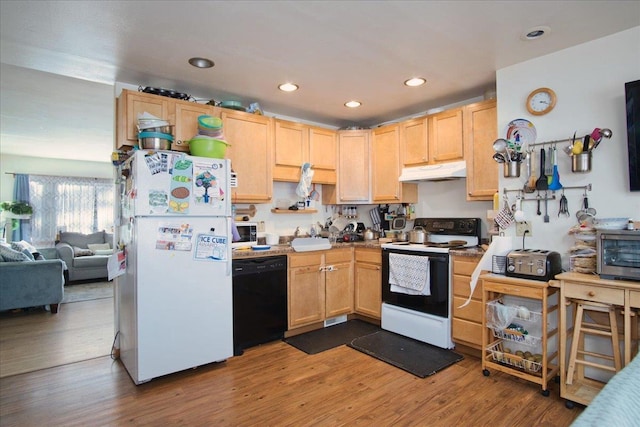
left=117, top=150, right=233, bottom=384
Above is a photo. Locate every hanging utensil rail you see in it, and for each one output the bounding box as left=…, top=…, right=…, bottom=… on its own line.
left=502, top=188, right=555, bottom=202
left=502, top=183, right=591, bottom=200
left=527, top=131, right=610, bottom=148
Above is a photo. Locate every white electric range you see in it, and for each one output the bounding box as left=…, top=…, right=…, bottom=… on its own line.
left=380, top=218, right=481, bottom=349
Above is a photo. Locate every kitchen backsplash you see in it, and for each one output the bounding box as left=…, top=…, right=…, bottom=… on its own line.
left=236, top=180, right=493, bottom=239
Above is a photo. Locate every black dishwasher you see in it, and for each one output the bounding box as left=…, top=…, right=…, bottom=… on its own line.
left=232, top=255, right=288, bottom=356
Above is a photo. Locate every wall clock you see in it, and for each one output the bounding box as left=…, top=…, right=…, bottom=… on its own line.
left=526, top=87, right=556, bottom=115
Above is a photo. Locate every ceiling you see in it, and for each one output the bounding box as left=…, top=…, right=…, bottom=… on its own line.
left=1, top=1, right=639, bottom=163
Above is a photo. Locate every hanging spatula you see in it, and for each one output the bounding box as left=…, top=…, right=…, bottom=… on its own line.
left=523, top=150, right=535, bottom=193
left=549, top=147, right=562, bottom=190
left=535, top=148, right=548, bottom=190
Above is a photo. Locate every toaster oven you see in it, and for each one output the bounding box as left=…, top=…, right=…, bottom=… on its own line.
left=597, top=229, right=640, bottom=281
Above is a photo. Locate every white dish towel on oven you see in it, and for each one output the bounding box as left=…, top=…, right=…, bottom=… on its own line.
left=388, top=253, right=431, bottom=296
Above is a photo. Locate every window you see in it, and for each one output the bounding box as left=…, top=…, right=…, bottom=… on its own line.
left=29, top=175, right=115, bottom=247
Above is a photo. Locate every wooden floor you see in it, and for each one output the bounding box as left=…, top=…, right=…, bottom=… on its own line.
left=1, top=332, right=583, bottom=426
left=0, top=298, right=114, bottom=378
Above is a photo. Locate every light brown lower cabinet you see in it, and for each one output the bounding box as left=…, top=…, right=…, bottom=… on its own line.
left=452, top=255, right=483, bottom=349
left=287, top=248, right=353, bottom=329
left=354, top=248, right=382, bottom=319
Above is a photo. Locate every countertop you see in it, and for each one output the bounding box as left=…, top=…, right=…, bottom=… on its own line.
left=450, top=247, right=486, bottom=257
left=232, top=241, right=486, bottom=259
left=232, top=241, right=382, bottom=259
left=552, top=272, right=640, bottom=290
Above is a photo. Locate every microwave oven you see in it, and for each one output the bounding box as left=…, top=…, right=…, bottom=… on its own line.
left=597, top=229, right=640, bottom=281
left=232, top=222, right=258, bottom=248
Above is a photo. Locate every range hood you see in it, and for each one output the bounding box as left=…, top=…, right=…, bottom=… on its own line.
left=398, top=160, right=467, bottom=182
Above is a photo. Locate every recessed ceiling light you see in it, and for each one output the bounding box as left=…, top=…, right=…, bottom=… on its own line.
left=404, top=77, right=426, bottom=87
left=278, top=83, right=299, bottom=92
left=521, top=26, right=551, bottom=41
left=344, top=101, right=362, bottom=108
left=188, top=57, right=215, bottom=68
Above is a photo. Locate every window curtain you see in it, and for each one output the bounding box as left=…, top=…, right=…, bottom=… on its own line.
left=28, top=175, right=115, bottom=247
left=11, top=174, right=31, bottom=242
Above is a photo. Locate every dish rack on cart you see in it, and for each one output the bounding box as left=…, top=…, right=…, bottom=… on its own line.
left=480, top=275, right=560, bottom=396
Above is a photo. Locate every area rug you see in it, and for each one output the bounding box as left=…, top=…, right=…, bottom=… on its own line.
left=284, top=319, right=381, bottom=354
left=348, top=330, right=464, bottom=378
left=62, top=281, right=113, bottom=303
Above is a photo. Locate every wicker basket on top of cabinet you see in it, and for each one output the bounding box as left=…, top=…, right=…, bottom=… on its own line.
left=452, top=255, right=483, bottom=350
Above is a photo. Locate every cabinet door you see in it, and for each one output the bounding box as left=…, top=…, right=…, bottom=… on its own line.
left=222, top=110, right=273, bottom=203
left=325, top=260, right=354, bottom=318
left=401, top=116, right=429, bottom=167
left=429, top=108, right=464, bottom=163
left=288, top=263, right=324, bottom=329
left=309, top=126, right=337, bottom=184
left=273, top=119, right=308, bottom=182
left=372, top=124, right=402, bottom=203
left=117, top=90, right=170, bottom=148
left=354, top=261, right=381, bottom=319
left=174, top=102, right=217, bottom=144
left=464, top=100, right=498, bottom=201
left=337, top=130, right=370, bottom=202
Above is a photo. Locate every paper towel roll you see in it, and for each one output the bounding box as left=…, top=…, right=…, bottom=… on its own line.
left=458, top=236, right=515, bottom=308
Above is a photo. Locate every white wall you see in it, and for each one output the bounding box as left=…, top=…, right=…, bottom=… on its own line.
left=495, top=27, right=640, bottom=268
left=413, top=179, right=493, bottom=236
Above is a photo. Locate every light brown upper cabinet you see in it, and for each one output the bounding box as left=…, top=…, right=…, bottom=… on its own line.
left=464, top=99, right=498, bottom=201
left=308, top=126, right=338, bottom=184
left=400, top=116, right=429, bottom=167
left=116, top=89, right=216, bottom=149
left=273, top=119, right=337, bottom=184
left=173, top=102, right=218, bottom=144
left=323, top=130, right=370, bottom=204
left=429, top=107, right=464, bottom=163
left=222, top=110, right=274, bottom=204
left=372, top=124, right=417, bottom=203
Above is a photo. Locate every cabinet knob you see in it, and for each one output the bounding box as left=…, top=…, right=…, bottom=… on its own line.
left=588, top=291, right=596, bottom=297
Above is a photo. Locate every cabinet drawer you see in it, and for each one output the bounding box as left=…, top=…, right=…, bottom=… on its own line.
left=452, top=318, right=483, bottom=347
left=564, top=283, right=624, bottom=306
left=630, top=290, right=640, bottom=309
left=453, top=296, right=482, bottom=322
left=355, top=248, right=381, bottom=264
left=452, top=256, right=481, bottom=276
left=483, top=280, right=543, bottom=299
left=326, top=248, right=352, bottom=264
left=288, top=252, right=322, bottom=268
left=453, top=274, right=482, bottom=299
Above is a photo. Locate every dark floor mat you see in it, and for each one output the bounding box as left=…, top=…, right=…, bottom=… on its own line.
left=284, top=320, right=381, bottom=354
left=348, top=330, right=463, bottom=378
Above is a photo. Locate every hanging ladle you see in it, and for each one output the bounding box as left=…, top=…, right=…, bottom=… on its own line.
left=493, top=138, right=512, bottom=162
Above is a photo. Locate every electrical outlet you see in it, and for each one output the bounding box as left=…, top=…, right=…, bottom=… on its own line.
left=258, top=221, right=265, bottom=232
left=516, top=221, right=532, bottom=237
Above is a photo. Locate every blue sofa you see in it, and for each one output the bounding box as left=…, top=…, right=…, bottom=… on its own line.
left=0, top=248, right=66, bottom=313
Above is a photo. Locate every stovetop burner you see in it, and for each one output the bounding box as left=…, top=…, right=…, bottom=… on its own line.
left=382, top=218, right=481, bottom=253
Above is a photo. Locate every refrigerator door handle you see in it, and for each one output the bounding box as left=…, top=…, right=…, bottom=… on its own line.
left=226, top=217, right=232, bottom=277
